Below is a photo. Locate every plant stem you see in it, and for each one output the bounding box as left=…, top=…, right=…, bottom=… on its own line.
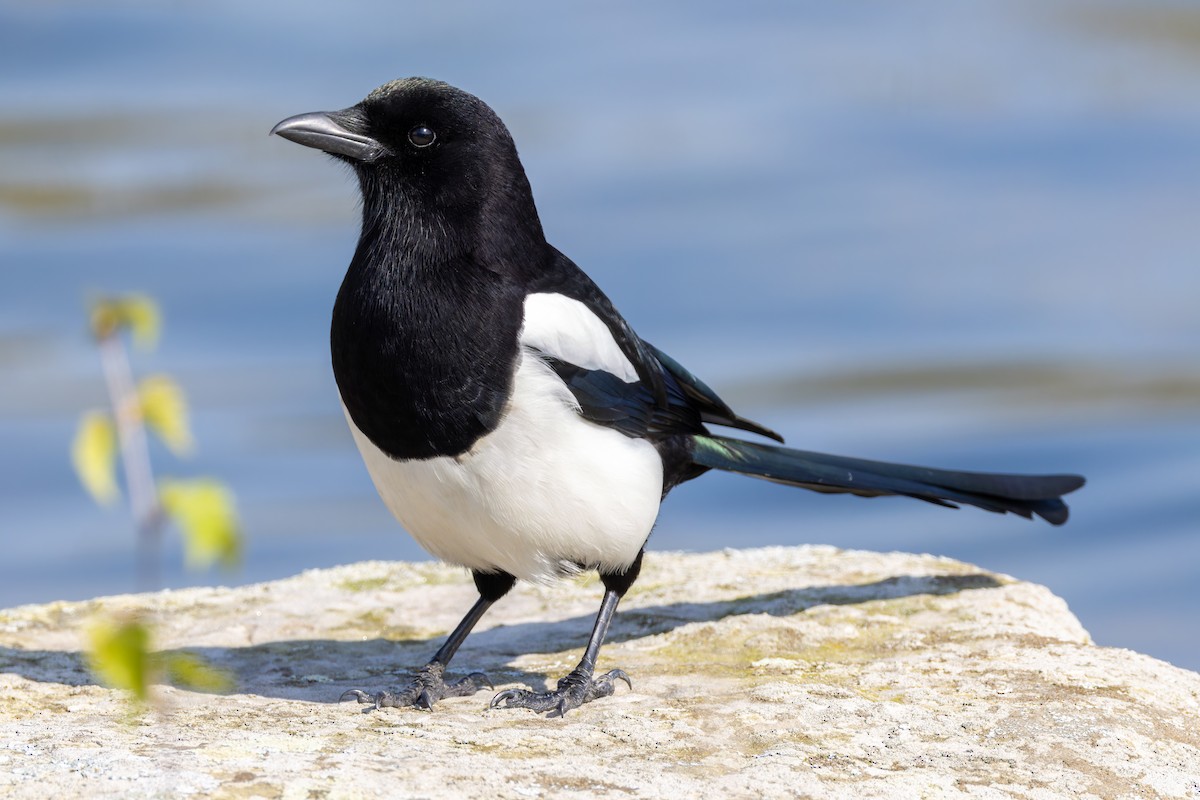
left=97, top=333, right=162, bottom=591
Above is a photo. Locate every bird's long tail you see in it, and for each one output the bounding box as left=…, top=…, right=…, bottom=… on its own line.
left=688, top=435, right=1085, bottom=525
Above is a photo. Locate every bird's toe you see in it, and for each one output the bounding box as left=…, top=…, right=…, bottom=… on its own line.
left=490, top=667, right=631, bottom=716
left=338, top=662, right=491, bottom=712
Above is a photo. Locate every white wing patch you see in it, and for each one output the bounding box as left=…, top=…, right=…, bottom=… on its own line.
left=520, top=293, right=639, bottom=383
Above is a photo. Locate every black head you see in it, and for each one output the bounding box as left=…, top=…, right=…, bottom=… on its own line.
left=275, top=80, right=546, bottom=458
left=272, top=78, right=544, bottom=252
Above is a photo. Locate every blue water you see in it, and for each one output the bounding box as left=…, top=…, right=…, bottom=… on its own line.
left=2, top=1, right=1199, bottom=670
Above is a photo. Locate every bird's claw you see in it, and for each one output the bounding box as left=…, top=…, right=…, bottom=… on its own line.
left=490, top=668, right=631, bottom=716
left=489, top=688, right=527, bottom=708
left=339, top=663, right=492, bottom=712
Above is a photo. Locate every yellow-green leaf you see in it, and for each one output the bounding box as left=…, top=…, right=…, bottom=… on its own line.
left=159, top=478, right=243, bottom=570
left=121, top=295, right=161, bottom=349
left=89, top=294, right=161, bottom=350
left=86, top=616, right=152, bottom=702
left=72, top=411, right=119, bottom=505
left=161, top=651, right=235, bottom=694
left=86, top=617, right=235, bottom=704
left=138, top=375, right=194, bottom=456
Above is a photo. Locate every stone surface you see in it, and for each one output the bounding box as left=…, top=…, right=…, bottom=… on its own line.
left=1, top=545, right=1198, bottom=799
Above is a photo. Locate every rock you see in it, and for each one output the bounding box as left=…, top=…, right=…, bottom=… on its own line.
left=1, top=545, right=1198, bottom=799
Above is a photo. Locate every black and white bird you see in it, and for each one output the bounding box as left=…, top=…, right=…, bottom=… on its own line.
left=271, top=78, right=1085, bottom=716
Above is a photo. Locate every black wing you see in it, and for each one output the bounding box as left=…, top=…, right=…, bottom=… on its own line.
left=527, top=246, right=781, bottom=442
left=536, top=349, right=782, bottom=445
left=644, top=343, right=783, bottom=442
left=539, top=356, right=702, bottom=439
left=527, top=247, right=669, bottom=408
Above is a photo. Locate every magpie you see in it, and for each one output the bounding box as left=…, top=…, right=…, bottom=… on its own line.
left=271, top=78, right=1085, bottom=716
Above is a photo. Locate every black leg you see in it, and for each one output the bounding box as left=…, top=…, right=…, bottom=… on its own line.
left=491, top=551, right=642, bottom=716
left=341, top=570, right=515, bottom=711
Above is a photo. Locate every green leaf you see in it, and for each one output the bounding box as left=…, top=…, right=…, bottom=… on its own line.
left=89, top=294, right=161, bottom=349
left=159, top=478, right=243, bottom=570
left=86, top=616, right=236, bottom=704
left=71, top=411, right=119, bottom=505
left=86, top=616, right=152, bottom=702
left=161, top=651, right=235, bottom=694
left=138, top=375, right=194, bottom=456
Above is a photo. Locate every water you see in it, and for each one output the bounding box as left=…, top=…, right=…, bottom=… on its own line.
left=1, top=1, right=1198, bottom=670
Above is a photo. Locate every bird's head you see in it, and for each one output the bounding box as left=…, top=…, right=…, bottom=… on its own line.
left=272, top=78, right=543, bottom=251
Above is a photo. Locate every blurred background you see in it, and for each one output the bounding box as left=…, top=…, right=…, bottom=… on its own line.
left=1, top=1, right=1197, bottom=670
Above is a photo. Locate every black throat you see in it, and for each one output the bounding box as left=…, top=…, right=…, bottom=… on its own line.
left=331, top=172, right=542, bottom=460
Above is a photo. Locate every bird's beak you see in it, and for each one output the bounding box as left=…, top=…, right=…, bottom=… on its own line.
left=270, top=109, right=388, bottom=163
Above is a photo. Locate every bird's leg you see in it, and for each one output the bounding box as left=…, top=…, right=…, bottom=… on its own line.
left=491, top=551, right=642, bottom=716
left=340, top=570, right=515, bottom=711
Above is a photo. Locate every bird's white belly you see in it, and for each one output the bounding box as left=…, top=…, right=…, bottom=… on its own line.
left=345, top=350, right=664, bottom=583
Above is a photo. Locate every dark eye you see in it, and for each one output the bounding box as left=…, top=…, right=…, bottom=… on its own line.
left=408, top=125, right=436, bottom=147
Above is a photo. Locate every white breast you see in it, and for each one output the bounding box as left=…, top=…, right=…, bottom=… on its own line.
left=345, top=294, right=663, bottom=584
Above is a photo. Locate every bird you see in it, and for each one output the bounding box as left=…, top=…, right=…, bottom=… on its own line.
left=270, top=77, right=1085, bottom=716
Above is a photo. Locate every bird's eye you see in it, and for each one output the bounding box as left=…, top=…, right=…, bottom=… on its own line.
left=408, top=125, right=436, bottom=148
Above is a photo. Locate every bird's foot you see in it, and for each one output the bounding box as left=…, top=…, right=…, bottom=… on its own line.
left=490, top=667, right=630, bottom=716
left=339, top=661, right=491, bottom=712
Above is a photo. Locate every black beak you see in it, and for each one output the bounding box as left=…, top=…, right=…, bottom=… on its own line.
left=270, top=109, right=388, bottom=163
